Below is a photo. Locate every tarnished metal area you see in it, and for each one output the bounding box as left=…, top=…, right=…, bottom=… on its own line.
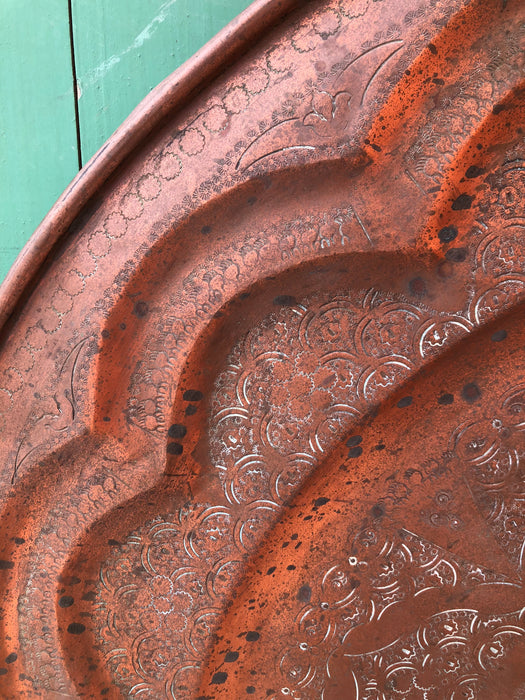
left=0, top=0, right=524, bottom=697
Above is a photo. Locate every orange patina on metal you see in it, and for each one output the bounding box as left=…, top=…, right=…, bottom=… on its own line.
left=0, top=0, right=524, bottom=697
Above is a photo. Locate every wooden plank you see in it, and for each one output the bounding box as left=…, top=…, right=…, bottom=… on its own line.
left=72, top=0, right=253, bottom=164
left=0, top=1, right=79, bottom=283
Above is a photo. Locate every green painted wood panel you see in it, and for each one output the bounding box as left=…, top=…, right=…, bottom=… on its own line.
left=72, top=0, right=254, bottom=165
left=0, top=0, right=79, bottom=283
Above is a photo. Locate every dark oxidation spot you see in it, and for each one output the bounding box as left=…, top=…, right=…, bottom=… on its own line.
left=465, top=165, right=485, bottom=178
left=266, top=566, right=276, bottom=575
left=224, top=651, right=239, bottom=663
left=247, top=687, right=256, bottom=695
left=167, top=442, right=183, bottom=455
left=246, top=631, right=260, bottom=642
left=372, top=503, right=385, bottom=518
left=119, top=322, right=126, bottom=330
left=346, top=435, right=362, bottom=447
left=168, top=424, right=187, bottom=439
left=211, top=671, right=228, bottom=684
left=5, top=653, right=17, bottom=664
left=452, top=193, right=474, bottom=210
left=287, top=564, right=296, bottom=570
left=348, top=445, right=363, bottom=458
left=408, top=277, right=426, bottom=297
left=133, top=300, right=149, bottom=318
left=0, top=669, right=6, bottom=676
left=491, top=329, right=507, bottom=342
left=428, top=42, right=437, bottom=54
left=108, top=539, right=120, bottom=546
left=58, top=596, right=74, bottom=608
left=14, top=537, right=25, bottom=545
left=101, top=329, right=110, bottom=338
left=273, top=295, right=297, bottom=307
left=462, top=382, right=481, bottom=404
left=445, top=247, right=467, bottom=263
left=438, top=393, right=454, bottom=405
left=67, top=623, right=86, bottom=635
left=375, top=443, right=385, bottom=451
left=297, top=585, right=312, bottom=603
left=185, top=404, right=197, bottom=416
left=0, top=560, right=14, bottom=570
left=183, top=389, right=203, bottom=402
left=314, top=497, right=329, bottom=507
left=397, top=396, right=413, bottom=408
left=438, top=225, right=458, bottom=243
left=201, top=225, right=212, bottom=235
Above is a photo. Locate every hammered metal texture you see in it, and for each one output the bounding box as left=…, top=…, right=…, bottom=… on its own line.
left=0, top=0, right=524, bottom=698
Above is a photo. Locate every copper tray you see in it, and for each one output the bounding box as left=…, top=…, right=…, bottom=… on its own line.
left=0, top=0, right=524, bottom=697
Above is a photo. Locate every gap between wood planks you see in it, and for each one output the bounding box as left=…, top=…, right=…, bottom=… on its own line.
left=68, top=0, right=83, bottom=170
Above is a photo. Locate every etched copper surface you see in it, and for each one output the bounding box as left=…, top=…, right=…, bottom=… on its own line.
left=0, top=0, right=524, bottom=697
